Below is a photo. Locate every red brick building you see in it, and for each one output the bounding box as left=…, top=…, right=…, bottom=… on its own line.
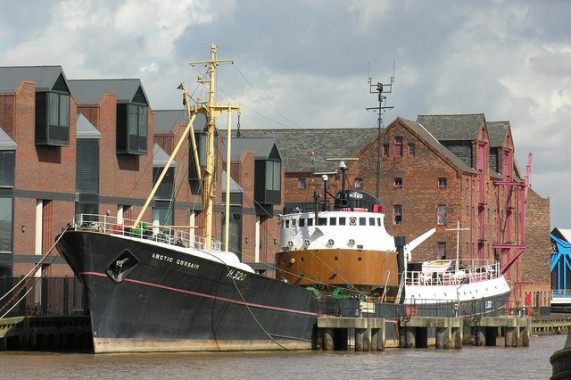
left=238, top=116, right=551, bottom=308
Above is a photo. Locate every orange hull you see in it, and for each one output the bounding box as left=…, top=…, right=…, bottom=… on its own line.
left=276, top=249, right=399, bottom=294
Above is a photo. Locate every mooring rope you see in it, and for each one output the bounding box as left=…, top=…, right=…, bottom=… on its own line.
left=201, top=249, right=289, bottom=350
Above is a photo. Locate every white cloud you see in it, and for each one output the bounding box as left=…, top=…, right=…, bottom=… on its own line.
left=1, top=0, right=570, bottom=226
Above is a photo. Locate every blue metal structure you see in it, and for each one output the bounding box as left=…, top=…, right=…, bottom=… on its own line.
left=550, top=228, right=571, bottom=311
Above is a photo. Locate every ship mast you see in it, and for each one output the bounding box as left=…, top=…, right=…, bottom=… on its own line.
left=189, top=44, right=239, bottom=250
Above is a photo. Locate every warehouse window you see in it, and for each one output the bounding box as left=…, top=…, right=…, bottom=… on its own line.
left=437, top=205, right=447, bottom=225
left=437, top=242, right=447, bottom=259
left=408, top=143, right=416, bottom=157
left=393, top=204, right=402, bottom=224
left=394, top=136, right=403, bottom=157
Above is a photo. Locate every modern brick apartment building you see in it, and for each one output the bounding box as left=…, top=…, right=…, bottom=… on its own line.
left=237, top=116, right=552, bottom=308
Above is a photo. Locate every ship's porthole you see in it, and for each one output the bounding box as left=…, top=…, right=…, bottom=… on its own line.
left=300, top=257, right=305, bottom=262
left=358, top=257, right=362, bottom=261
left=348, top=239, right=355, bottom=247
left=334, top=256, right=339, bottom=261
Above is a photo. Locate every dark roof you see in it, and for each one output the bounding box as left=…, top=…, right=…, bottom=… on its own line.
left=552, top=228, right=571, bottom=243
left=221, top=137, right=279, bottom=161
left=0, top=127, right=17, bottom=150
left=397, top=118, right=476, bottom=173
left=417, top=114, right=485, bottom=141
left=228, top=128, right=379, bottom=172
left=154, top=110, right=187, bottom=134
left=67, top=79, right=148, bottom=105
left=0, top=66, right=67, bottom=93
left=76, top=113, right=101, bottom=139
left=487, top=121, right=510, bottom=148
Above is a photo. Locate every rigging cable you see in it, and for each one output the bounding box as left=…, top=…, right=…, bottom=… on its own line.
left=232, top=63, right=301, bottom=128
left=0, top=231, right=66, bottom=319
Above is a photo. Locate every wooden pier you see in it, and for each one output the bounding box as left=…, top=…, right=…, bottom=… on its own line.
left=0, top=316, right=92, bottom=351
left=531, top=315, right=571, bottom=335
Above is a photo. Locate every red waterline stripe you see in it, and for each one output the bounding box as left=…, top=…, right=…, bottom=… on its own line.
left=80, top=272, right=319, bottom=317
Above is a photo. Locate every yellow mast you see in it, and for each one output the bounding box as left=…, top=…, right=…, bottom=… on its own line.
left=189, top=44, right=239, bottom=250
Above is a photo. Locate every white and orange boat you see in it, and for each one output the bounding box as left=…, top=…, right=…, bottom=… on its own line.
left=276, top=162, right=511, bottom=317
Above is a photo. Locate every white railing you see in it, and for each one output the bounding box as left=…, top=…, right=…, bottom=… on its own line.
left=403, top=260, right=500, bottom=286
left=72, top=214, right=222, bottom=252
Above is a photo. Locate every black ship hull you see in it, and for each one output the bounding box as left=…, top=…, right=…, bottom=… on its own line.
left=56, top=230, right=318, bottom=353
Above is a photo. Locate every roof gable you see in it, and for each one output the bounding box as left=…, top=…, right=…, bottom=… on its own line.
left=417, top=114, right=486, bottom=141
left=0, top=66, right=68, bottom=93
left=394, top=117, right=476, bottom=173
left=487, top=121, right=512, bottom=148
left=222, top=137, right=280, bottom=161
left=154, top=110, right=187, bottom=134
left=68, top=79, right=149, bottom=106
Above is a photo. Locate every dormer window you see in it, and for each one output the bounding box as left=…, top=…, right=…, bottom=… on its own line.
left=116, top=103, right=148, bottom=155
left=35, top=91, right=71, bottom=146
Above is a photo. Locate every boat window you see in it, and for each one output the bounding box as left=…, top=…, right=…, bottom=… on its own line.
left=285, top=220, right=290, bottom=228
left=359, top=217, right=366, bottom=226
left=299, top=218, right=305, bottom=227
left=369, top=217, right=375, bottom=226
left=329, top=217, right=337, bottom=226
left=339, top=217, right=346, bottom=226
left=318, top=217, right=327, bottom=226
left=307, top=218, right=313, bottom=227
left=377, top=217, right=381, bottom=226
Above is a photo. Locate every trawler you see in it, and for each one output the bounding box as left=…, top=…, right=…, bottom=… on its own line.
left=56, top=45, right=319, bottom=353
left=276, top=164, right=511, bottom=317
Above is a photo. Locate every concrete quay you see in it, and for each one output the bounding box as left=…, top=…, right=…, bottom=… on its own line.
left=316, top=315, right=532, bottom=351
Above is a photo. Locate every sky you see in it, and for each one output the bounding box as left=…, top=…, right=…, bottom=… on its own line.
left=1, top=0, right=570, bottom=228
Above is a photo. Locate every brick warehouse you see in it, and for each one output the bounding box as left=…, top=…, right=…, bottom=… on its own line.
left=237, top=116, right=552, bottom=309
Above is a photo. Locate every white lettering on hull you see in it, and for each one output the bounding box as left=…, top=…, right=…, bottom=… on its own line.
left=151, top=253, right=200, bottom=270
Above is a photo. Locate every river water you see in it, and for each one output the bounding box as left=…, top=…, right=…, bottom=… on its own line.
left=0, top=334, right=564, bottom=380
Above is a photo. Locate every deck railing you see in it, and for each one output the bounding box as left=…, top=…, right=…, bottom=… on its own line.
left=402, top=260, right=501, bottom=286
left=72, top=214, right=222, bottom=252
